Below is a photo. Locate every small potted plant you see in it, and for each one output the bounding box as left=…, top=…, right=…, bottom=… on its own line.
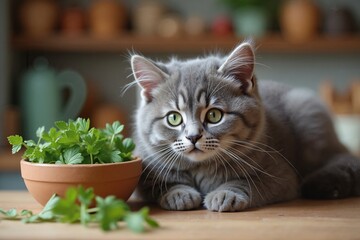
left=8, top=118, right=141, bottom=206
left=220, top=0, right=277, bottom=37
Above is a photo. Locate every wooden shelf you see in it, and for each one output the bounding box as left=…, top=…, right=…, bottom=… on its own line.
left=12, top=33, right=360, bottom=54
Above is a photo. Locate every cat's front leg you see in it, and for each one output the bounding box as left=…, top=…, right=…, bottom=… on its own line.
left=204, top=180, right=250, bottom=212
left=160, top=184, right=202, bottom=210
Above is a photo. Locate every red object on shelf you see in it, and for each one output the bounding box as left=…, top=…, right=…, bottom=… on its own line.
left=211, top=16, right=233, bottom=37
left=61, top=6, right=86, bottom=35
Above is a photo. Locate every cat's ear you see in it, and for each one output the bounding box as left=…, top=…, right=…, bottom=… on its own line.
left=131, top=55, right=169, bottom=102
left=218, top=42, right=255, bottom=93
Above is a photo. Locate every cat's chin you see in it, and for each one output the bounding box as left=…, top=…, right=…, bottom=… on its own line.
left=184, top=149, right=213, bottom=162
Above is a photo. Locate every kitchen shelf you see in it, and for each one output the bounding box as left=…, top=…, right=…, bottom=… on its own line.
left=12, top=33, right=360, bottom=54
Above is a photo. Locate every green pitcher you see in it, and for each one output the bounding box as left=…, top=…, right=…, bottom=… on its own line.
left=20, top=57, right=87, bottom=140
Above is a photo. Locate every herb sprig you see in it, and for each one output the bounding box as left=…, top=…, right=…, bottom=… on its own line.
left=0, top=186, right=159, bottom=233
left=7, top=118, right=135, bottom=164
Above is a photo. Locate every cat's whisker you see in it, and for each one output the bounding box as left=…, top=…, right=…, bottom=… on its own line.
left=121, top=80, right=138, bottom=96
left=222, top=139, right=278, bottom=154
left=227, top=146, right=281, bottom=181
left=212, top=151, right=229, bottom=183
left=225, top=146, right=263, bottom=178
left=223, top=138, right=288, bottom=169
left=225, top=146, right=273, bottom=202
left=142, top=145, right=172, bottom=166
left=151, top=150, right=178, bottom=197
left=217, top=149, right=243, bottom=182
left=142, top=147, right=173, bottom=184
left=217, top=147, right=256, bottom=202
left=219, top=147, right=264, bottom=202
left=240, top=139, right=301, bottom=178
left=160, top=152, right=181, bottom=193
left=222, top=139, right=280, bottom=171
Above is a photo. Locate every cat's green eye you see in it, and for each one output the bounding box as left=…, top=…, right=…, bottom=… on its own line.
left=206, top=108, right=223, bottom=124
left=167, top=112, right=183, bottom=126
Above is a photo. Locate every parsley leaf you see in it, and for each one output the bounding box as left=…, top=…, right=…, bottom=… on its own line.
left=0, top=208, right=18, bottom=219
left=7, top=135, right=23, bottom=154
left=52, top=188, right=80, bottom=223
left=104, top=121, right=124, bottom=136
left=0, top=186, right=159, bottom=233
left=62, top=147, right=84, bottom=164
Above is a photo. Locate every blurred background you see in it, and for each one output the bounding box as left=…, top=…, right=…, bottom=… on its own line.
left=0, top=0, right=359, bottom=189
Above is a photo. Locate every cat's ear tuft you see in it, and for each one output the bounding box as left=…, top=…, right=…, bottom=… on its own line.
left=131, top=55, right=169, bottom=102
left=218, top=42, right=255, bottom=93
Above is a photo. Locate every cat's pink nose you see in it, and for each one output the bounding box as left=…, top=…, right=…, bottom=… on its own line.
left=186, top=134, right=202, bottom=144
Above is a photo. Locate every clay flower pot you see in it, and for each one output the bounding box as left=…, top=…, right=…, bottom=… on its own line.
left=88, top=0, right=127, bottom=38
left=20, top=158, right=142, bottom=206
left=19, top=0, right=59, bottom=38
left=280, top=0, right=320, bottom=43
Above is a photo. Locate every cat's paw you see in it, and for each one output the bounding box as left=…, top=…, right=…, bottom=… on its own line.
left=159, top=185, right=202, bottom=211
left=204, top=190, right=249, bottom=212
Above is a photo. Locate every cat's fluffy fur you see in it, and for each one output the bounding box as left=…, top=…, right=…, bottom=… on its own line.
left=130, top=42, right=360, bottom=212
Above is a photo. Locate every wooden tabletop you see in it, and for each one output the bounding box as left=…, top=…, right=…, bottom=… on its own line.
left=1, top=191, right=360, bottom=240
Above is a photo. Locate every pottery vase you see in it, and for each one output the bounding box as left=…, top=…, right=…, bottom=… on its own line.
left=61, top=6, right=86, bottom=35
left=233, top=7, right=267, bottom=37
left=89, top=0, right=127, bottom=38
left=19, top=0, right=58, bottom=38
left=133, top=0, right=165, bottom=36
left=20, top=58, right=87, bottom=140
left=280, top=0, right=320, bottom=43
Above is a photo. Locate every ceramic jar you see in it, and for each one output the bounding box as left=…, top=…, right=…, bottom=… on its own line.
left=233, top=7, right=268, bottom=37
left=280, top=0, right=320, bottom=43
left=133, top=0, right=165, bottom=36
left=88, top=0, right=127, bottom=38
left=61, top=6, right=86, bottom=35
left=19, top=0, right=58, bottom=38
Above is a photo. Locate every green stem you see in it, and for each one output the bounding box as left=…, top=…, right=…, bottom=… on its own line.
left=37, top=135, right=43, bottom=145
left=80, top=204, right=87, bottom=226
left=110, top=134, right=115, bottom=149
left=90, top=154, right=93, bottom=164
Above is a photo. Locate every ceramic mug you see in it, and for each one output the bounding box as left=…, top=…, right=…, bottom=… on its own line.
left=20, top=58, right=86, bottom=140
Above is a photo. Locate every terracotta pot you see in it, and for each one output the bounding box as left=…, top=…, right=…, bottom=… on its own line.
left=280, top=0, right=320, bottom=43
left=61, top=6, right=86, bottom=35
left=20, top=158, right=142, bottom=206
left=88, top=0, right=127, bottom=38
left=19, top=0, right=58, bottom=38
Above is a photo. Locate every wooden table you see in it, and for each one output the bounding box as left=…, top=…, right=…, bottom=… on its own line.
left=1, top=191, right=360, bottom=240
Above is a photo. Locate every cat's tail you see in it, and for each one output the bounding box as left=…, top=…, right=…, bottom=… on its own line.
left=301, top=153, right=360, bottom=199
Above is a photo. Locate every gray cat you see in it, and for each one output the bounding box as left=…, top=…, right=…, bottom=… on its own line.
left=129, top=41, right=360, bottom=212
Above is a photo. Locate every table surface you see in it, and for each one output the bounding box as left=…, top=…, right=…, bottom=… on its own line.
left=1, top=191, right=360, bottom=240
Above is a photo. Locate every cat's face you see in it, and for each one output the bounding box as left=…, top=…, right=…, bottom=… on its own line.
left=132, top=42, right=264, bottom=164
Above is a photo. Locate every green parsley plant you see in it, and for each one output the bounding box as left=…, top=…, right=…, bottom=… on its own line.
left=7, top=118, right=135, bottom=164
